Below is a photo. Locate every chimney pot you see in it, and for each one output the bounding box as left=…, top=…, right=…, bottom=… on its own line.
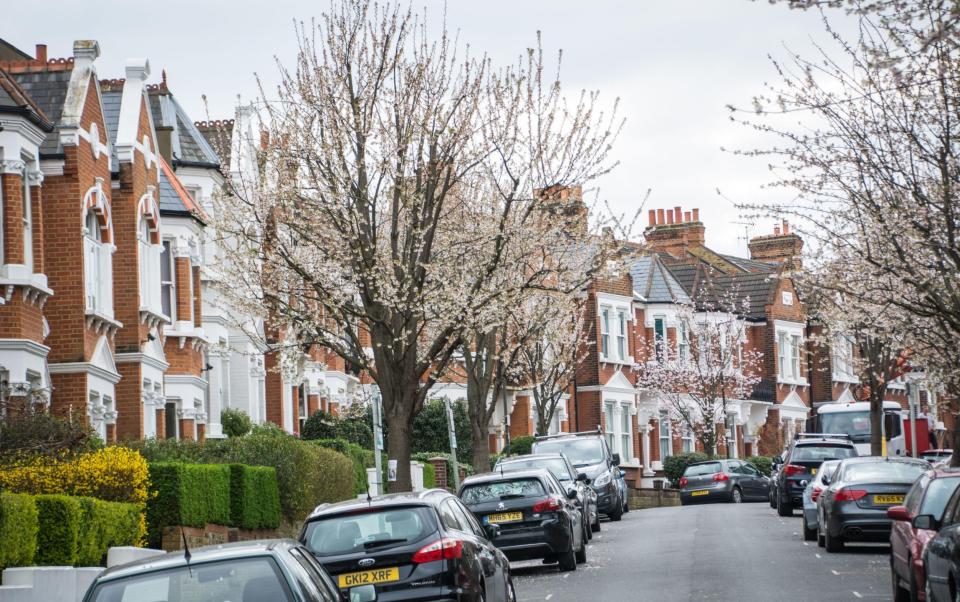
left=35, top=44, right=47, bottom=63
left=648, top=209, right=656, bottom=226
left=674, top=207, right=682, bottom=224
left=692, top=208, right=700, bottom=222
left=666, top=210, right=675, bottom=225
left=782, top=219, right=790, bottom=235
left=657, top=208, right=666, bottom=225
left=774, top=224, right=781, bottom=236
left=684, top=211, right=692, bottom=222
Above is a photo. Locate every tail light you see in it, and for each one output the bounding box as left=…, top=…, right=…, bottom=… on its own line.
left=811, top=486, right=823, bottom=502
left=532, top=498, right=563, bottom=513
left=412, top=537, right=463, bottom=563
left=679, top=477, right=688, bottom=488
left=834, top=488, right=868, bottom=502
left=712, top=473, right=729, bottom=482
left=784, top=464, right=807, bottom=476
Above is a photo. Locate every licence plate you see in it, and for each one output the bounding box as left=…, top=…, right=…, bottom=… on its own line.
left=487, top=512, right=523, bottom=523
left=338, top=567, right=400, bottom=588
left=811, top=468, right=818, bottom=475
left=874, top=495, right=903, bottom=505
left=691, top=490, right=709, bottom=497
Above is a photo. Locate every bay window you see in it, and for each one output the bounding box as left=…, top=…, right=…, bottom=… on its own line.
left=682, top=424, right=694, bottom=453
left=777, top=332, right=788, bottom=380
left=600, top=307, right=611, bottom=358
left=604, top=402, right=615, bottom=450
left=84, top=210, right=112, bottom=317
left=776, top=326, right=805, bottom=382
left=21, top=174, right=32, bottom=271
left=654, top=317, right=666, bottom=362
left=678, top=321, right=690, bottom=363
left=659, top=410, right=672, bottom=459
left=791, top=335, right=802, bottom=379
left=620, top=405, right=632, bottom=461
left=616, top=309, right=627, bottom=361
left=160, top=240, right=176, bottom=320
left=138, top=218, right=162, bottom=314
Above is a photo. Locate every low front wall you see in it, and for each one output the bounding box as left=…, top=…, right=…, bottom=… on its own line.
left=160, top=524, right=279, bottom=553
left=629, top=487, right=681, bottom=510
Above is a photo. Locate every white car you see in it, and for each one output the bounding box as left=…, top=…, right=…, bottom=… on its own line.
left=801, top=459, right=842, bottom=541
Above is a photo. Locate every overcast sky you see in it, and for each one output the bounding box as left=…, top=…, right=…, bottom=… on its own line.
left=6, top=1, right=856, bottom=256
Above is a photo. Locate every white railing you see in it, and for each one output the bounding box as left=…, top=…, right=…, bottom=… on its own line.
left=85, top=237, right=113, bottom=319
left=138, top=240, right=163, bottom=316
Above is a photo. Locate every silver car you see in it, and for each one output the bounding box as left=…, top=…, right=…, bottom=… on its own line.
left=801, top=459, right=841, bottom=541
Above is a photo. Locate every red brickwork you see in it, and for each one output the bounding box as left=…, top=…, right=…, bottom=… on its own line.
left=179, top=418, right=195, bottom=441
left=115, top=362, right=144, bottom=440
left=174, top=257, right=192, bottom=322
left=510, top=395, right=531, bottom=440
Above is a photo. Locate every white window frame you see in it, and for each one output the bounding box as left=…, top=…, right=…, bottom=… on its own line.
left=619, top=404, right=632, bottom=461
left=678, top=320, right=690, bottom=363
left=160, top=240, right=176, bottom=321
left=21, top=171, right=32, bottom=272
left=604, top=402, right=615, bottom=450
left=681, top=424, right=694, bottom=453
left=0, top=178, right=4, bottom=265
left=654, top=316, right=666, bottom=363
left=775, top=321, right=807, bottom=385
left=84, top=211, right=112, bottom=316
left=659, top=410, right=672, bottom=459
left=600, top=306, right=611, bottom=359
left=790, top=335, right=802, bottom=380
left=616, top=309, right=628, bottom=361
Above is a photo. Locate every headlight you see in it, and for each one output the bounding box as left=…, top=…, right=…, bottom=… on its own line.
left=594, top=473, right=611, bottom=488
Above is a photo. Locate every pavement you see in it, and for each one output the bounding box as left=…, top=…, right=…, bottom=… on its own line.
left=511, top=502, right=893, bottom=602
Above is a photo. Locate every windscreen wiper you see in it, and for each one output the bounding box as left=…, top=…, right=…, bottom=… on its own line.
left=498, top=493, right=525, bottom=500
left=363, top=538, right=407, bottom=549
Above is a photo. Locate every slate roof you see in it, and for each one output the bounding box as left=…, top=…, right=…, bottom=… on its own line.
left=195, top=120, right=233, bottom=170
left=629, top=255, right=692, bottom=304
left=9, top=68, right=72, bottom=156
left=100, top=89, right=122, bottom=169
left=721, top=254, right=777, bottom=274
left=148, top=89, right=220, bottom=168
left=0, top=39, right=33, bottom=62
left=158, top=156, right=208, bottom=224
left=686, top=270, right=779, bottom=320
left=0, top=67, right=52, bottom=131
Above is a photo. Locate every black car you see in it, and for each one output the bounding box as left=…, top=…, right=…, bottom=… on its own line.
left=458, top=468, right=587, bottom=571
left=678, top=459, right=770, bottom=505
left=774, top=434, right=858, bottom=517
left=300, top=489, right=516, bottom=602
left=919, top=480, right=960, bottom=602
left=531, top=431, right=626, bottom=521
left=494, top=452, right=599, bottom=535
left=818, top=456, right=928, bottom=553
left=82, top=539, right=349, bottom=602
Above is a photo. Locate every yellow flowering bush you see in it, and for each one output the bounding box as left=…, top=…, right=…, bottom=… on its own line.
left=0, top=447, right=149, bottom=507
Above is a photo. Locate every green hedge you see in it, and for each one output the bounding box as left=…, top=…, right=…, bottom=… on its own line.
left=422, top=462, right=437, bottom=489
left=147, top=463, right=231, bottom=545
left=662, top=452, right=712, bottom=488
left=504, top=436, right=535, bottom=456
left=76, top=497, right=142, bottom=566
left=229, top=464, right=281, bottom=530
left=35, top=494, right=82, bottom=566
left=312, top=439, right=375, bottom=496
left=745, top=456, right=774, bottom=477
left=0, top=492, right=37, bottom=568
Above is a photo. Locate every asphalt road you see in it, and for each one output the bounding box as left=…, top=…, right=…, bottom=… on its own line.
left=511, top=502, right=893, bottom=602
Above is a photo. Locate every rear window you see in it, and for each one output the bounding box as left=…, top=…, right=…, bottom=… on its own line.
left=791, top=445, right=856, bottom=462
left=684, top=462, right=722, bottom=477
left=460, top=478, right=546, bottom=504
left=533, top=438, right=605, bottom=466
left=841, top=461, right=928, bottom=483
left=302, top=507, right=436, bottom=556
left=89, top=557, right=292, bottom=602
left=921, top=477, right=960, bottom=519
left=498, top=458, right=573, bottom=481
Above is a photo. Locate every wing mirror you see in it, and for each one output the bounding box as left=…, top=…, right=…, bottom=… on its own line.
left=913, top=514, right=940, bottom=531
left=821, top=475, right=831, bottom=486
left=887, top=505, right=911, bottom=522
left=483, top=523, right=501, bottom=540
left=567, top=488, right=579, bottom=500
left=576, top=473, right=591, bottom=484
left=350, top=585, right=377, bottom=602
left=612, top=453, right=621, bottom=467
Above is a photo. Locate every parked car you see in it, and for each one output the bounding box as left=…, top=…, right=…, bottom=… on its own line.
left=888, top=468, right=960, bottom=602
left=774, top=434, right=858, bottom=517
left=458, top=468, right=587, bottom=571
left=82, top=539, right=349, bottom=602
left=531, top=430, right=626, bottom=521
left=921, top=449, right=952, bottom=464
left=769, top=446, right=789, bottom=508
left=917, top=480, right=960, bottom=602
left=678, top=459, right=769, bottom=505
left=801, top=459, right=842, bottom=541
left=494, top=452, right=599, bottom=535
left=300, top=490, right=516, bottom=602
left=817, top=456, right=929, bottom=553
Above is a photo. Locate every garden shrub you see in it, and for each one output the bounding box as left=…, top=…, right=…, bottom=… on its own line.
left=34, top=494, right=82, bottom=566
left=76, top=497, right=143, bottom=566
left=147, top=463, right=231, bottom=546
left=410, top=400, right=472, bottom=465
left=312, top=439, right=375, bottom=496
left=229, top=464, right=281, bottom=530
left=662, top=452, right=712, bottom=488
left=301, top=412, right=373, bottom=448
left=0, top=447, right=149, bottom=506
left=503, top=435, right=535, bottom=456
left=745, top=456, right=774, bottom=477
left=0, top=411, right=99, bottom=458
left=221, top=409, right=253, bottom=438
left=422, top=462, right=437, bottom=489
left=0, top=492, right=37, bottom=568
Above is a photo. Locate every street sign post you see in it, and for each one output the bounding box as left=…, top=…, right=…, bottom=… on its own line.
left=445, top=398, right=460, bottom=489
left=372, top=386, right=384, bottom=495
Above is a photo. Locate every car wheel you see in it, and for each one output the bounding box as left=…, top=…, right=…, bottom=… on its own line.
left=892, top=561, right=910, bottom=602
left=802, top=521, right=817, bottom=542
left=731, top=487, right=743, bottom=504
left=592, top=511, right=601, bottom=532
left=557, top=536, right=577, bottom=572
left=609, top=503, right=623, bottom=521
left=776, top=493, right=792, bottom=517
left=506, top=576, right=517, bottom=602
left=825, top=529, right=844, bottom=553
left=926, top=578, right=935, bottom=602
left=575, top=527, right=587, bottom=564
left=769, top=490, right=776, bottom=508
left=817, top=522, right=825, bottom=547
left=909, top=565, right=919, bottom=602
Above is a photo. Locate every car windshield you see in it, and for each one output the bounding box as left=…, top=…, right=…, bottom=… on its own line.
left=534, top=439, right=604, bottom=466
left=684, top=462, right=722, bottom=477
left=498, top=458, right=573, bottom=481
left=791, top=445, right=857, bottom=462
left=820, top=411, right=871, bottom=442
left=817, top=461, right=841, bottom=484
left=841, top=461, right=928, bottom=483
left=460, top=478, right=546, bottom=504
left=921, top=477, right=960, bottom=519
left=302, top=506, right=436, bottom=556
left=88, top=557, right=292, bottom=602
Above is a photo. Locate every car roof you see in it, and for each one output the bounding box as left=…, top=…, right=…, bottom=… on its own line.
left=306, top=489, right=454, bottom=519
left=687, top=459, right=725, bottom=466
left=839, top=456, right=927, bottom=466
left=460, top=468, right=554, bottom=486
left=928, top=467, right=960, bottom=478
left=793, top=438, right=855, bottom=446
left=95, top=539, right=299, bottom=582
left=497, top=453, right=566, bottom=463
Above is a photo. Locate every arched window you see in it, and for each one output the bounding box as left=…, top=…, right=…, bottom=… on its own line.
left=83, top=179, right=113, bottom=317
left=137, top=187, right=162, bottom=316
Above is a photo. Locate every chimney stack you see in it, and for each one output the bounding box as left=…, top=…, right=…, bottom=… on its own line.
left=648, top=209, right=656, bottom=226
left=666, top=210, right=674, bottom=225
left=35, top=44, right=47, bottom=63
left=644, top=205, right=706, bottom=258
left=674, top=207, right=682, bottom=223
left=774, top=224, right=781, bottom=236
left=684, top=211, right=691, bottom=222
left=656, top=208, right=666, bottom=225
left=782, top=219, right=790, bottom=235
left=748, top=220, right=804, bottom=268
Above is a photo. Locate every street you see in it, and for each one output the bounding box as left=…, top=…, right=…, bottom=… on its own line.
left=512, top=503, right=892, bottom=602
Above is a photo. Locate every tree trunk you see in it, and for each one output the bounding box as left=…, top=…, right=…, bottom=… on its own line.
left=472, top=423, right=491, bottom=474
left=870, top=388, right=884, bottom=457
left=464, top=333, right=497, bottom=475
left=384, top=408, right=414, bottom=492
